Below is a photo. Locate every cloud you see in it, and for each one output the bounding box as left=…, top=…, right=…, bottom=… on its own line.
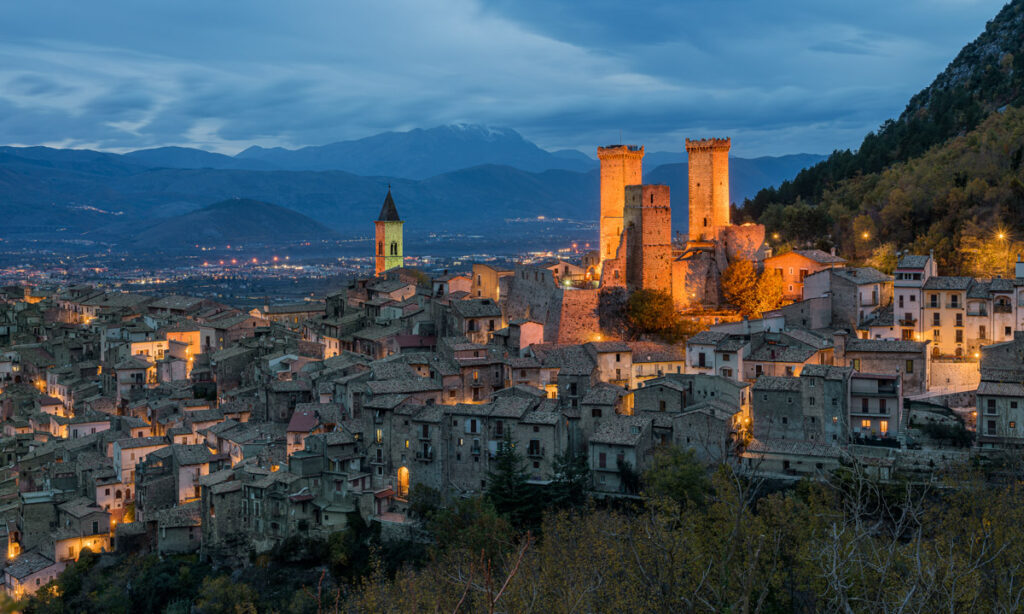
left=0, top=0, right=1008, bottom=157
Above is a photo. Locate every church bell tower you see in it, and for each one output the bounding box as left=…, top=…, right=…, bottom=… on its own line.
left=374, top=188, right=404, bottom=276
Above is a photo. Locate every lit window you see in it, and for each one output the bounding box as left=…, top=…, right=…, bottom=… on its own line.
left=861, top=419, right=871, bottom=429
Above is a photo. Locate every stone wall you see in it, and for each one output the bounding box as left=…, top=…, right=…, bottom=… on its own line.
left=720, top=223, right=766, bottom=263
left=673, top=252, right=720, bottom=309
left=624, top=184, right=673, bottom=295
left=928, top=360, right=981, bottom=393
left=557, top=289, right=601, bottom=344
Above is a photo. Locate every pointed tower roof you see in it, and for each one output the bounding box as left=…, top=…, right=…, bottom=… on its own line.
left=377, top=189, right=401, bottom=222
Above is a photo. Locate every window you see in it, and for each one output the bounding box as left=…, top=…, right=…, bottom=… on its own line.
left=809, top=397, right=815, bottom=406
left=852, top=359, right=860, bottom=371
left=389, top=241, right=398, bottom=255
left=862, top=398, right=869, bottom=411
left=879, top=399, right=886, bottom=413
left=592, top=408, right=602, bottom=418
left=781, top=416, right=788, bottom=424
left=1011, top=421, right=1017, bottom=429
left=375, top=429, right=382, bottom=443
left=987, top=399, right=997, bottom=414
left=905, top=360, right=914, bottom=374
left=404, top=439, right=409, bottom=448
left=955, top=314, right=963, bottom=327
left=1012, top=402, right=1019, bottom=409
left=1007, top=327, right=1013, bottom=337
left=809, top=379, right=815, bottom=388
left=861, top=419, right=871, bottom=429
left=956, top=330, right=963, bottom=343
left=932, top=313, right=940, bottom=326
left=615, top=353, right=621, bottom=362
left=659, top=400, right=666, bottom=412
left=598, top=452, right=606, bottom=469
left=980, top=325, right=987, bottom=340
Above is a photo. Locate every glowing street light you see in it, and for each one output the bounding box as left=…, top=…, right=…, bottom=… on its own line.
left=861, top=232, right=870, bottom=240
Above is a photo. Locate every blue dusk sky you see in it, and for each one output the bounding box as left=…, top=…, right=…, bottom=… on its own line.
left=0, top=0, right=1008, bottom=157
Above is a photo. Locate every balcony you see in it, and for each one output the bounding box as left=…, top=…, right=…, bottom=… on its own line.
left=527, top=446, right=545, bottom=458
left=415, top=449, right=434, bottom=461
left=967, top=308, right=988, bottom=317
left=898, top=317, right=917, bottom=326
left=470, top=445, right=482, bottom=456
left=995, top=304, right=1013, bottom=314
left=946, top=303, right=962, bottom=310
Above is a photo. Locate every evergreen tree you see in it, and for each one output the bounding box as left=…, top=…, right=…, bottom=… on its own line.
left=486, top=432, right=540, bottom=530
left=549, top=449, right=590, bottom=509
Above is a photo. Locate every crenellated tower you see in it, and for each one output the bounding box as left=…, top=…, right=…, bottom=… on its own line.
left=623, top=184, right=672, bottom=295
left=597, top=145, right=644, bottom=268
left=685, top=137, right=730, bottom=242
left=374, top=188, right=404, bottom=276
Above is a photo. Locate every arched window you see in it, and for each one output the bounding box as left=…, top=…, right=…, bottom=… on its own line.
left=397, top=466, right=410, bottom=497
left=390, top=241, right=398, bottom=256
left=703, top=217, right=708, bottom=227
left=377, top=241, right=383, bottom=256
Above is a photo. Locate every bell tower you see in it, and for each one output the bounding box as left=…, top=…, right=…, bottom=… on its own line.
left=374, top=188, right=404, bottom=276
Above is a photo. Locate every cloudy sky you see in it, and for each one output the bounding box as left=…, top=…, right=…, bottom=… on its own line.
left=0, top=0, right=1008, bottom=157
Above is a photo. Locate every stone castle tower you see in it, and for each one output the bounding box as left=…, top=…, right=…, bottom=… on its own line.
left=624, top=184, right=672, bottom=295
left=597, top=145, right=644, bottom=267
left=685, top=137, right=730, bottom=242
left=374, top=188, right=404, bottom=276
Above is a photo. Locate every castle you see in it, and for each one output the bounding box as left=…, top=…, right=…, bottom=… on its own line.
left=597, top=137, right=765, bottom=309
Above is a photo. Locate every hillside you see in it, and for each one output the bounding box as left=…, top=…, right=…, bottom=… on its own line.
left=126, top=198, right=340, bottom=247
left=742, top=0, right=1024, bottom=219
left=788, top=106, right=1024, bottom=274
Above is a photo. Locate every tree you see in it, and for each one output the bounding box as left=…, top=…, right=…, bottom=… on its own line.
left=722, top=259, right=785, bottom=318
left=429, top=497, right=513, bottom=563
left=486, top=433, right=541, bottom=531
left=721, top=259, right=757, bottom=314
left=408, top=483, right=441, bottom=519
left=195, top=576, right=258, bottom=614
left=867, top=241, right=897, bottom=274
left=624, top=288, right=676, bottom=335
left=752, top=267, right=785, bottom=317
left=548, top=450, right=590, bottom=509
left=642, top=445, right=711, bottom=507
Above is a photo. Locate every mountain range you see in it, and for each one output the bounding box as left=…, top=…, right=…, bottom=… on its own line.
left=0, top=129, right=824, bottom=246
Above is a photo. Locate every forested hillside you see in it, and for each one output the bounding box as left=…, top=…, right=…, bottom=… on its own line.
left=742, top=1, right=1024, bottom=225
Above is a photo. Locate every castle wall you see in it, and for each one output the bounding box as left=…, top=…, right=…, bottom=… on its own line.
left=597, top=145, right=644, bottom=268
left=503, top=266, right=564, bottom=343
left=686, top=138, right=730, bottom=242
left=672, top=252, right=720, bottom=310
left=623, top=184, right=672, bottom=295
left=556, top=289, right=601, bottom=344
left=720, top=223, right=766, bottom=264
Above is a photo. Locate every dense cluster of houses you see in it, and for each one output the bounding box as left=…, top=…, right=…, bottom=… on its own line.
left=0, top=249, right=1020, bottom=597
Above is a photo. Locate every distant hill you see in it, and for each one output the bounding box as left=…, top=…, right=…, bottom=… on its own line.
left=0, top=141, right=824, bottom=244
left=126, top=198, right=340, bottom=247
left=743, top=0, right=1024, bottom=218
left=233, top=124, right=599, bottom=178
left=123, top=147, right=277, bottom=171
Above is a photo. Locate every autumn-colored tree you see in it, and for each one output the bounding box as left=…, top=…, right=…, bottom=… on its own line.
left=752, top=267, right=785, bottom=316
left=867, top=241, right=897, bottom=274
left=623, top=288, right=676, bottom=334
left=722, top=259, right=785, bottom=318
left=721, top=258, right=757, bottom=313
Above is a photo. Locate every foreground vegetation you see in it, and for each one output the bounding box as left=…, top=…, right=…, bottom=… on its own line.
left=20, top=445, right=1024, bottom=613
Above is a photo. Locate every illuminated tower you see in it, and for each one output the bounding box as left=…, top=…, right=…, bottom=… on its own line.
left=597, top=144, right=644, bottom=268
left=624, top=184, right=672, bottom=294
left=685, top=137, right=730, bottom=242
left=374, top=188, right=403, bottom=276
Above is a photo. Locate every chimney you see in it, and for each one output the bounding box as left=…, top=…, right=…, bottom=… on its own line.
left=833, top=330, right=848, bottom=363
left=830, top=247, right=837, bottom=257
